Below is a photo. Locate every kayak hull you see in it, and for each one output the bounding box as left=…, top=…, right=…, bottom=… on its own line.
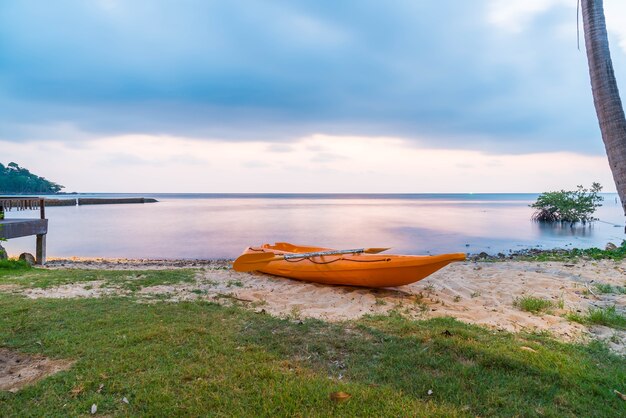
left=241, top=243, right=465, bottom=288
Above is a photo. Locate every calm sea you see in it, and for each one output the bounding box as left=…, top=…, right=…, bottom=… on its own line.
left=3, top=193, right=625, bottom=259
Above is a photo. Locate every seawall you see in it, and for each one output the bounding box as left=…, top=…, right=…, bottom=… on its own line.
left=44, top=198, right=158, bottom=206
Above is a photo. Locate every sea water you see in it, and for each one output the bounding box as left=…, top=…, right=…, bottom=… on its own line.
left=3, top=193, right=625, bottom=259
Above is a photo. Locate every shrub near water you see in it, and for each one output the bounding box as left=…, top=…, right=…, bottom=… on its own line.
left=530, top=183, right=603, bottom=223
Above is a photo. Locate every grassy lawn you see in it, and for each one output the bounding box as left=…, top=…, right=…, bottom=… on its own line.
left=1, top=268, right=626, bottom=416
left=0, top=263, right=197, bottom=290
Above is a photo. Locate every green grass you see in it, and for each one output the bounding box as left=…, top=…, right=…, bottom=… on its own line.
left=513, top=296, right=555, bottom=314
left=1, top=269, right=626, bottom=416
left=594, top=283, right=626, bottom=295
left=0, top=267, right=196, bottom=290
left=514, top=240, right=626, bottom=262
left=0, top=259, right=32, bottom=271
left=113, top=270, right=196, bottom=291
left=226, top=279, right=244, bottom=288
left=567, top=306, right=626, bottom=329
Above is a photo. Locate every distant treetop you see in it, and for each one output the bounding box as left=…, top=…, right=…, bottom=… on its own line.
left=0, top=162, right=64, bottom=194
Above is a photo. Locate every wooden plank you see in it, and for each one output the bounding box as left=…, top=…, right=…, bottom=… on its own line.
left=0, top=219, right=48, bottom=239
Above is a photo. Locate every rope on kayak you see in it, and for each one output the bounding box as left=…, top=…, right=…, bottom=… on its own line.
left=346, top=257, right=391, bottom=262
left=284, top=257, right=391, bottom=264
left=285, top=257, right=343, bottom=264
left=246, top=247, right=391, bottom=264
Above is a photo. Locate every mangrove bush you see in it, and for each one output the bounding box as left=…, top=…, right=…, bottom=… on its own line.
left=530, top=183, right=603, bottom=224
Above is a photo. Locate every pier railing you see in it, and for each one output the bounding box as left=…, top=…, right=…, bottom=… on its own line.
left=0, top=197, right=48, bottom=264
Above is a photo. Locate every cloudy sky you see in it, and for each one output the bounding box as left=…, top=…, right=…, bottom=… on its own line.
left=2, top=0, right=626, bottom=193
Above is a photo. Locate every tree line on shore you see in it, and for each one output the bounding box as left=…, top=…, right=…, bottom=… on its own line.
left=0, top=162, right=64, bottom=194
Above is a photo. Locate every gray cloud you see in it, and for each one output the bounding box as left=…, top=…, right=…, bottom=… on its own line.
left=1, top=0, right=624, bottom=155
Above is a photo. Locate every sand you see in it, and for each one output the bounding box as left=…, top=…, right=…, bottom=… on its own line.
left=8, top=258, right=626, bottom=355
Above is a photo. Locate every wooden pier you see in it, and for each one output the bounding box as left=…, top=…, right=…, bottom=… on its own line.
left=0, top=198, right=48, bottom=265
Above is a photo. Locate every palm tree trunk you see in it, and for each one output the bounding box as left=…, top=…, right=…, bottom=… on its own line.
left=581, top=0, right=626, bottom=214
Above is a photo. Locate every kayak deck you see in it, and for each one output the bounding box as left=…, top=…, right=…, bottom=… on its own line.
left=239, top=242, right=465, bottom=288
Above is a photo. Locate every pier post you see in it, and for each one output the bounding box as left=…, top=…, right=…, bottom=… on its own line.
left=36, top=199, right=46, bottom=265
left=36, top=234, right=46, bottom=265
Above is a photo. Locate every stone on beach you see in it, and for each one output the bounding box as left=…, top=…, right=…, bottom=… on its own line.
left=18, top=253, right=36, bottom=266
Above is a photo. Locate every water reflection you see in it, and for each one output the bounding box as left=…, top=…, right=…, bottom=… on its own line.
left=3, top=194, right=625, bottom=259
left=533, top=221, right=596, bottom=238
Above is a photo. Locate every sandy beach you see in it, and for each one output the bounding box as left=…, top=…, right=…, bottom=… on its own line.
left=8, top=257, right=622, bottom=355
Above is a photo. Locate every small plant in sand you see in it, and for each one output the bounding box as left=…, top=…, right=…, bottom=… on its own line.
left=567, top=306, right=626, bottom=329
left=250, top=299, right=267, bottom=308
left=594, top=283, right=614, bottom=294
left=530, top=183, right=603, bottom=224
left=609, top=333, right=622, bottom=344
left=514, top=296, right=554, bottom=314
left=227, top=279, right=243, bottom=288
left=594, top=283, right=626, bottom=294
left=289, top=306, right=302, bottom=319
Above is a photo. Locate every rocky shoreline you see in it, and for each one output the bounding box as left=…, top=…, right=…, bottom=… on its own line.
left=467, top=241, right=626, bottom=262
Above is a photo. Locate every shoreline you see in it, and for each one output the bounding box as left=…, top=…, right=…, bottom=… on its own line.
left=34, top=240, right=626, bottom=267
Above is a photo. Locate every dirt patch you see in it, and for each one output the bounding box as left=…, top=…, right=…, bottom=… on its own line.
left=0, top=284, right=20, bottom=293
left=22, top=280, right=127, bottom=299
left=0, top=348, right=74, bottom=393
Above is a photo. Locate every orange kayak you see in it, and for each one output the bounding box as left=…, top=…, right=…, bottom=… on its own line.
left=237, top=242, right=466, bottom=288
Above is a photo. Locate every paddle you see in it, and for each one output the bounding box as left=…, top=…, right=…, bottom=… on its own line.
left=233, top=247, right=390, bottom=272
